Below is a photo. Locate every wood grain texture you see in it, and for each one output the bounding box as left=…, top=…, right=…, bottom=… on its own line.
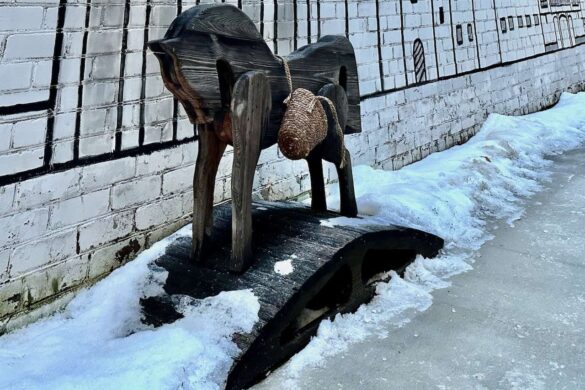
left=230, top=71, right=272, bottom=272
left=148, top=3, right=361, bottom=149
left=192, top=124, right=226, bottom=261
left=148, top=4, right=362, bottom=272
left=141, top=200, right=445, bottom=390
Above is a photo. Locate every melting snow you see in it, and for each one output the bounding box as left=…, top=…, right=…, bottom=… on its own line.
left=274, top=260, right=295, bottom=276
left=1, top=92, right=585, bottom=389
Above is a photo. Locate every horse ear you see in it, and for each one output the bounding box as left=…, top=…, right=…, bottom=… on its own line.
left=172, top=4, right=264, bottom=42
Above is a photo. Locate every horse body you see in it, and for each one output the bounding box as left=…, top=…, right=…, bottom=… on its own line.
left=148, top=4, right=361, bottom=272
left=149, top=4, right=361, bottom=149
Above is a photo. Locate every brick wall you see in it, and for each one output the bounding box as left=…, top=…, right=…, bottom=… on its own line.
left=1, top=0, right=585, bottom=326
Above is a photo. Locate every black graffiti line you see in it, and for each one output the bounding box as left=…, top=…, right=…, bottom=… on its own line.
left=139, top=0, right=152, bottom=147
left=172, top=0, right=183, bottom=142
left=43, top=0, right=68, bottom=166
left=429, top=0, right=440, bottom=78
left=492, top=0, right=503, bottom=64
left=293, top=0, right=298, bottom=50
left=399, top=0, right=408, bottom=86
left=0, top=101, right=51, bottom=116
left=274, top=0, right=278, bottom=54
left=72, top=0, right=92, bottom=161
left=375, top=0, right=385, bottom=91
left=448, top=0, right=458, bottom=74
left=0, top=137, right=196, bottom=188
left=471, top=0, right=481, bottom=69
left=115, top=0, right=131, bottom=152
left=306, top=0, right=311, bottom=44
left=344, top=0, right=349, bottom=38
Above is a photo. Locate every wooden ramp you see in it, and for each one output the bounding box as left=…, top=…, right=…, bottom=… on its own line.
left=141, top=200, right=444, bottom=389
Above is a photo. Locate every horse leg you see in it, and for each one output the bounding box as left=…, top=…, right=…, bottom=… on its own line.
left=336, top=148, right=358, bottom=217
left=306, top=151, right=327, bottom=212
left=230, top=71, right=272, bottom=273
left=192, top=124, right=227, bottom=262
left=316, top=83, right=357, bottom=217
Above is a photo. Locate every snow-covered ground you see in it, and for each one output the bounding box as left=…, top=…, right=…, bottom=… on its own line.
left=1, top=93, right=585, bottom=389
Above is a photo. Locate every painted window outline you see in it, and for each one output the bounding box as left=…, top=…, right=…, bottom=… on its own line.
left=518, top=16, right=524, bottom=28
left=526, top=15, right=532, bottom=27
left=508, top=16, right=515, bottom=31
left=413, top=39, right=427, bottom=84
left=456, top=24, right=463, bottom=45
left=467, top=24, right=474, bottom=41
left=500, top=17, right=507, bottom=33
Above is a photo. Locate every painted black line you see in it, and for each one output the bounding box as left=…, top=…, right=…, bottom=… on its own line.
left=306, top=0, right=311, bottom=44
left=375, top=0, right=384, bottom=90
left=492, top=0, right=503, bottom=64
left=316, top=0, right=321, bottom=40
left=430, top=0, right=440, bottom=78
left=273, top=0, right=278, bottom=54
left=399, top=0, right=408, bottom=86
left=537, top=1, right=547, bottom=50
left=73, top=0, right=92, bottom=161
left=470, top=0, right=481, bottom=69
left=0, top=137, right=196, bottom=188
left=293, top=0, right=298, bottom=50
left=172, top=0, right=183, bottom=142
left=344, top=0, right=349, bottom=38
left=42, top=0, right=67, bottom=166
left=260, top=1, right=265, bottom=37
left=448, top=0, right=458, bottom=74
left=115, top=0, right=131, bottom=152
left=0, top=101, right=50, bottom=116
left=139, top=0, right=152, bottom=147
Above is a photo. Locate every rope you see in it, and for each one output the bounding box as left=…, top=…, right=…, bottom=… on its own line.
left=277, top=56, right=347, bottom=168
left=278, top=56, right=294, bottom=98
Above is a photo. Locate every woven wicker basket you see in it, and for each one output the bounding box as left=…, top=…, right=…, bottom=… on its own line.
left=278, top=88, right=328, bottom=160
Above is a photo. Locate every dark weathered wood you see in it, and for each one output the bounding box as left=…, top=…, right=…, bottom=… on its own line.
left=230, top=71, right=272, bottom=272
left=141, top=200, right=444, bottom=390
left=148, top=4, right=362, bottom=272
left=148, top=4, right=361, bottom=143
left=306, top=154, right=327, bottom=212
left=337, top=148, right=358, bottom=217
left=192, top=124, right=226, bottom=261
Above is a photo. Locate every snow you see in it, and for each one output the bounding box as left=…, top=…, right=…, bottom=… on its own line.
left=265, top=92, right=585, bottom=387
left=1, top=92, right=585, bottom=389
left=0, top=226, right=260, bottom=390
left=274, top=259, right=294, bottom=276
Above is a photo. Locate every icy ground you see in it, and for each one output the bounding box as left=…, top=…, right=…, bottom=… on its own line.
left=1, top=93, right=585, bottom=389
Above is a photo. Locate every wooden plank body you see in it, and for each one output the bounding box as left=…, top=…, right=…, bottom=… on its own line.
left=147, top=4, right=362, bottom=272
left=148, top=3, right=361, bottom=149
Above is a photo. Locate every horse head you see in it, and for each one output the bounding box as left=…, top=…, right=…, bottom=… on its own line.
left=148, top=4, right=273, bottom=126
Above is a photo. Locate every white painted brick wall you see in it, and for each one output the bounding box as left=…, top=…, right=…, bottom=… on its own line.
left=1, top=0, right=585, bottom=326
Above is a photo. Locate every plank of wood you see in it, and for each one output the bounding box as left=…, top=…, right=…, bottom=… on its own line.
left=230, top=71, right=272, bottom=272
left=141, top=200, right=444, bottom=390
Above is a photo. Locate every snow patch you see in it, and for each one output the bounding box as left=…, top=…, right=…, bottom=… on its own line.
left=274, top=260, right=294, bottom=276
left=0, top=225, right=260, bottom=390
left=260, top=92, right=585, bottom=386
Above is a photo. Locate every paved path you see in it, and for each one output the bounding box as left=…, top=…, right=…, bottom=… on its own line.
left=255, top=148, right=585, bottom=389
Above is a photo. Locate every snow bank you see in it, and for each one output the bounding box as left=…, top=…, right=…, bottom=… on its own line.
left=267, top=92, right=585, bottom=387
left=0, top=226, right=260, bottom=390
left=1, top=92, right=584, bottom=389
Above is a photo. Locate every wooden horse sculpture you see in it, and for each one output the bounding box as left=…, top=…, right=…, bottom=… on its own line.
left=149, top=4, right=362, bottom=272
